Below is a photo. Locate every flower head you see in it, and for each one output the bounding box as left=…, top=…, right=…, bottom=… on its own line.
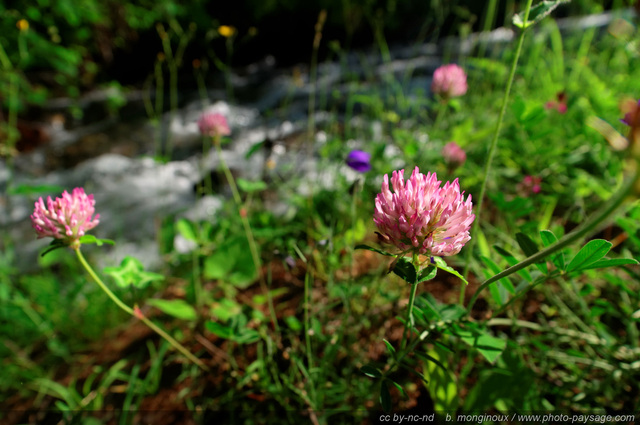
left=545, top=92, right=568, bottom=114
left=518, top=175, right=542, bottom=196
left=218, top=25, right=237, bottom=38
left=17, top=19, right=29, bottom=31
left=373, top=167, right=474, bottom=257
left=346, top=150, right=371, bottom=173
left=30, top=188, right=100, bottom=249
left=431, top=64, right=468, bottom=98
left=442, top=142, right=466, bottom=169
left=197, top=112, right=231, bottom=138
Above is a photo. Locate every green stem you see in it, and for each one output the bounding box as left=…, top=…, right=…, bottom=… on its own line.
left=137, top=309, right=208, bottom=371
left=386, top=328, right=430, bottom=379
left=402, top=283, right=418, bottom=350
left=466, top=170, right=637, bottom=314
left=399, top=253, right=420, bottom=352
left=304, top=271, right=313, bottom=369
left=213, top=138, right=278, bottom=330
left=214, top=138, right=242, bottom=205
left=76, top=248, right=134, bottom=316
left=432, top=100, right=447, bottom=130
left=74, top=248, right=209, bottom=371
left=349, top=179, right=361, bottom=277
left=461, top=0, right=534, bottom=304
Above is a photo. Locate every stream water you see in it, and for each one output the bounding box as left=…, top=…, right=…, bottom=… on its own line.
left=0, top=10, right=631, bottom=273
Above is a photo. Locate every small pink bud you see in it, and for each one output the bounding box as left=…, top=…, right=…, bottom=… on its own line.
left=197, top=112, right=231, bottom=138
left=431, top=64, right=468, bottom=99
left=442, top=142, right=466, bottom=169
left=545, top=92, right=568, bottom=114
left=519, top=175, right=542, bottom=196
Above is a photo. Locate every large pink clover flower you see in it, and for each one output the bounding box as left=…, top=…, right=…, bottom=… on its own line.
left=30, top=188, right=100, bottom=249
left=373, top=167, right=474, bottom=257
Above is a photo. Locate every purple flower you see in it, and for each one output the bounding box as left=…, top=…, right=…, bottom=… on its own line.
left=373, top=167, right=474, bottom=257
left=346, top=150, right=371, bottom=173
left=30, top=188, right=100, bottom=249
left=442, top=142, right=466, bottom=169
left=197, top=112, right=231, bottom=138
left=431, top=64, right=468, bottom=98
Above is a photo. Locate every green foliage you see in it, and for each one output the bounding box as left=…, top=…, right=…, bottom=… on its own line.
left=203, top=235, right=257, bottom=288
left=513, top=0, right=571, bottom=29
left=103, top=256, right=164, bottom=289
left=146, top=298, right=197, bottom=321
left=3, top=0, right=640, bottom=419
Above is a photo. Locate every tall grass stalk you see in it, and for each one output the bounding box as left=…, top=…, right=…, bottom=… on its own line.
left=460, top=0, right=534, bottom=305
left=213, top=138, right=278, bottom=330
left=308, top=10, right=327, bottom=142
left=478, top=0, right=499, bottom=58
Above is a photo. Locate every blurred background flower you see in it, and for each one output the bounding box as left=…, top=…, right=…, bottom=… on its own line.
left=442, top=141, right=466, bottom=170
left=431, top=64, right=468, bottom=98
left=346, top=150, right=371, bottom=173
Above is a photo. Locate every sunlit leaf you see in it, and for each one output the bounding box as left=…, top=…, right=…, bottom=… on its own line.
left=422, top=348, right=457, bottom=411
left=103, top=256, right=164, bottom=289
left=206, top=321, right=235, bottom=339
left=513, top=0, right=570, bottom=29
left=176, top=218, right=198, bottom=242
left=417, top=265, right=437, bottom=283
left=433, top=256, right=468, bottom=285
left=146, top=299, right=197, bottom=321
left=79, top=235, right=115, bottom=246
left=579, top=258, right=638, bottom=270
left=360, top=365, right=382, bottom=378
left=566, top=239, right=612, bottom=273
left=383, top=339, right=396, bottom=359
left=389, top=380, right=409, bottom=400
left=237, top=178, right=268, bottom=193
left=211, top=298, right=242, bottom=321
